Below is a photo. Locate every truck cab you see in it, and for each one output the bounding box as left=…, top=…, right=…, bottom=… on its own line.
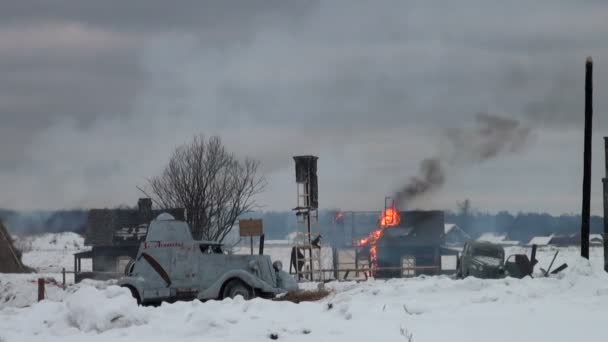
left=119, top=213, right=297, bottom=304
left=458, top=241, right=505, bottom=279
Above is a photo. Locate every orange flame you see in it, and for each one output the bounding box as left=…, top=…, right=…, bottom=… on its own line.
left=358, top=207, right=401, bottom=271
left=380, top=207, right=400, bottom=227
left=335, top=211, right=344, bottom=222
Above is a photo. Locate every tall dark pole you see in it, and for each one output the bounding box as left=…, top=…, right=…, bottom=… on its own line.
left=603, top=137, right=608, bottom=271
left=581, top=57, right=593, bottom=259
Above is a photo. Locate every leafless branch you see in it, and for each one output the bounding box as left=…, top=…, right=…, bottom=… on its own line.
left=400, top=327, right=414, bottom=342
left=136, top=186, right=163, bottom=208
left=148, top=135, right=266, bottom=241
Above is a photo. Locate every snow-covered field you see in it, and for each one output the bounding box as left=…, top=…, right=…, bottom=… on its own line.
left=14, top=232, right=91, bottom=275
left=1, top=233, right=92, bottom=309
left=2, top=234, right=608, bottom=342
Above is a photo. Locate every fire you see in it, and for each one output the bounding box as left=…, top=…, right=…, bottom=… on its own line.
left=379, top=207, right=400, bottom=227
left=334, top=211, right=344, bottom=222
left=358, top=207, right=401, bottom=270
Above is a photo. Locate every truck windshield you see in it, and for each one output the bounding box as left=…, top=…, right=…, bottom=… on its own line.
left=472, top=246, right=503, bottom=259
left=199, top=244, right=223, bottom=254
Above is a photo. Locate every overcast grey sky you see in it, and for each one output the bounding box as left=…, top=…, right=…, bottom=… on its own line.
left=1, top=0, right=607, bottom=214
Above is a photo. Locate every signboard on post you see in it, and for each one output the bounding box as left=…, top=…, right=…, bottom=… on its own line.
left=239, top=219, right=263, bottom=237
left=239, top=219, right=264, bottom=255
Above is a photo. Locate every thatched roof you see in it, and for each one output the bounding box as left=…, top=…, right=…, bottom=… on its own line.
left=0, top=220, right=29, bottom=273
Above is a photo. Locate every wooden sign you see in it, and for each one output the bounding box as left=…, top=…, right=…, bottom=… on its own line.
left=239, top=219, right=263, bottom=237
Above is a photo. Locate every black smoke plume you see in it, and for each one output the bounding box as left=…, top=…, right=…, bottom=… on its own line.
left=395, top=113, right=532, bottom=207
left=395, top=158, right=445, bottom=205
left=446, top=113, right=531, bottom=163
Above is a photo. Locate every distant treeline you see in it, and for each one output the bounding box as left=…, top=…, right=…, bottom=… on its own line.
left=447, top=211, right=603, bottom=242
left=243, top=210, right=604, bottom=243
left=0, top=208, right=602, bottom=243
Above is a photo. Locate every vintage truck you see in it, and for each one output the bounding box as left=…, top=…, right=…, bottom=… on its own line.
left=457, top=241, right=507, bottom=279
left=118, top=213, right=298, bottom=304
left=457, top=240, right=566, bottom=279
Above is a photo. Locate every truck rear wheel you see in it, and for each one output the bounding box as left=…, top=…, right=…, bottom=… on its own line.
left=222, top=280, right=253, bottom=300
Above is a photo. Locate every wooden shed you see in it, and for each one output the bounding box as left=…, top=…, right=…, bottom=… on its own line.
left=75, top=198, right=185, bottom=282
left=0, top=220, right=30, bottom=273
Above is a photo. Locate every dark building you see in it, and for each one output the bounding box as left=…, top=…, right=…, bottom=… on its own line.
left=357, top=210, right=457, bottom=278
left=444, top=223, right=471, bottom=246
left=549, top=233, right=580, bottom=246
left=375, top=210, right=445, bottom=278
left=74, top=198, right=185, bottom=282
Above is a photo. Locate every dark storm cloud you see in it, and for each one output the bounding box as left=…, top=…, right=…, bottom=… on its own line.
left=0, top=1, right=315, bottom=33
left=0, top=0, right=607, bottom=212
left=0, top=45, right=143, bottom=125
left=0, top=23, right=144, bottom=174
left=0, top=1, right=315, bottom=184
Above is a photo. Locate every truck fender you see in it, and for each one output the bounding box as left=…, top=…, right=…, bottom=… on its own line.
left=198, top=269, right=279, bottom=300
left=118, top=277, right=145, bottom=304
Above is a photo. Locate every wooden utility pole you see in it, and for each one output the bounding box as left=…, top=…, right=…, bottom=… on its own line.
left=581, top=57, right=593, bottom=259
left=603, top=137, right=608, bottom=271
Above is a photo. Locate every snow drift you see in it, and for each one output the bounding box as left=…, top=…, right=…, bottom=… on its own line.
left=2, top=255, right=608, bottom=342
left=2, top=234, right=607, bottom=342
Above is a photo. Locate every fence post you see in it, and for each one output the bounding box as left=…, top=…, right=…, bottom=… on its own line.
left=37, top=278, right=45, bottom=302
left=62, top=268, right=66, bottom=289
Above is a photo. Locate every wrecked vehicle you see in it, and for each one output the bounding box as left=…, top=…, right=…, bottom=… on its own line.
left=119, top=213, right=298, bottom=305
left=458, top=240, right=567, bottom=279
left=457, top=241, right=506, bottom=279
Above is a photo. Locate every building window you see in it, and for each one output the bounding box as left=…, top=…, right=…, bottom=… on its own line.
left=401, top=256, right=416, bottom=277
left=116, top=256, right=133, bottom=274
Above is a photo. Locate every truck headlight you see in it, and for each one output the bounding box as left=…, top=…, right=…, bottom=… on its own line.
left=273, top=261, right=283, bottom=272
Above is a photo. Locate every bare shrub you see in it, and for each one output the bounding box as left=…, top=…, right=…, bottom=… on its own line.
left=400, top=327, right=414, bottom=342
left=273, top=289, right=331, bottom=303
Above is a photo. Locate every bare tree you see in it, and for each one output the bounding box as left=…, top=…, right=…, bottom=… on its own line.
left=149, top=135, right=266, bottom=241
left=456, top=199, right=472, bottom=233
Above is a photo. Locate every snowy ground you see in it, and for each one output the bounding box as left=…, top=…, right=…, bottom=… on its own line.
left=2, top=235, right=608, bottom=341
left=235, top=244, right=336, bottom=275
left=14, top=232, right=91, bottom=275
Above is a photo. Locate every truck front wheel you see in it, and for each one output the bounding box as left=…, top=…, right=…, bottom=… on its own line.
left=123, top=285, right=141, bottom=305
left=222, top=280, right=253, bottom=300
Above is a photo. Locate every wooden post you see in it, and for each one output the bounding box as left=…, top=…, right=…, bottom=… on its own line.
left=581, top=57, right=593, bottom=259
left=62, top=268, right=66, bottom=289
left=354, top=248, right=359, bottom=277
left=306, top=210, right=313, bottom=281
left=37, top=278, right=45, bottom=302
left=74, top=255, right=78, bottom=284
left=259, top=234, right=265, bottom=255
left=435, top=247, right=441, bottom=275
left=332, top=246, right=339, bottom=280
